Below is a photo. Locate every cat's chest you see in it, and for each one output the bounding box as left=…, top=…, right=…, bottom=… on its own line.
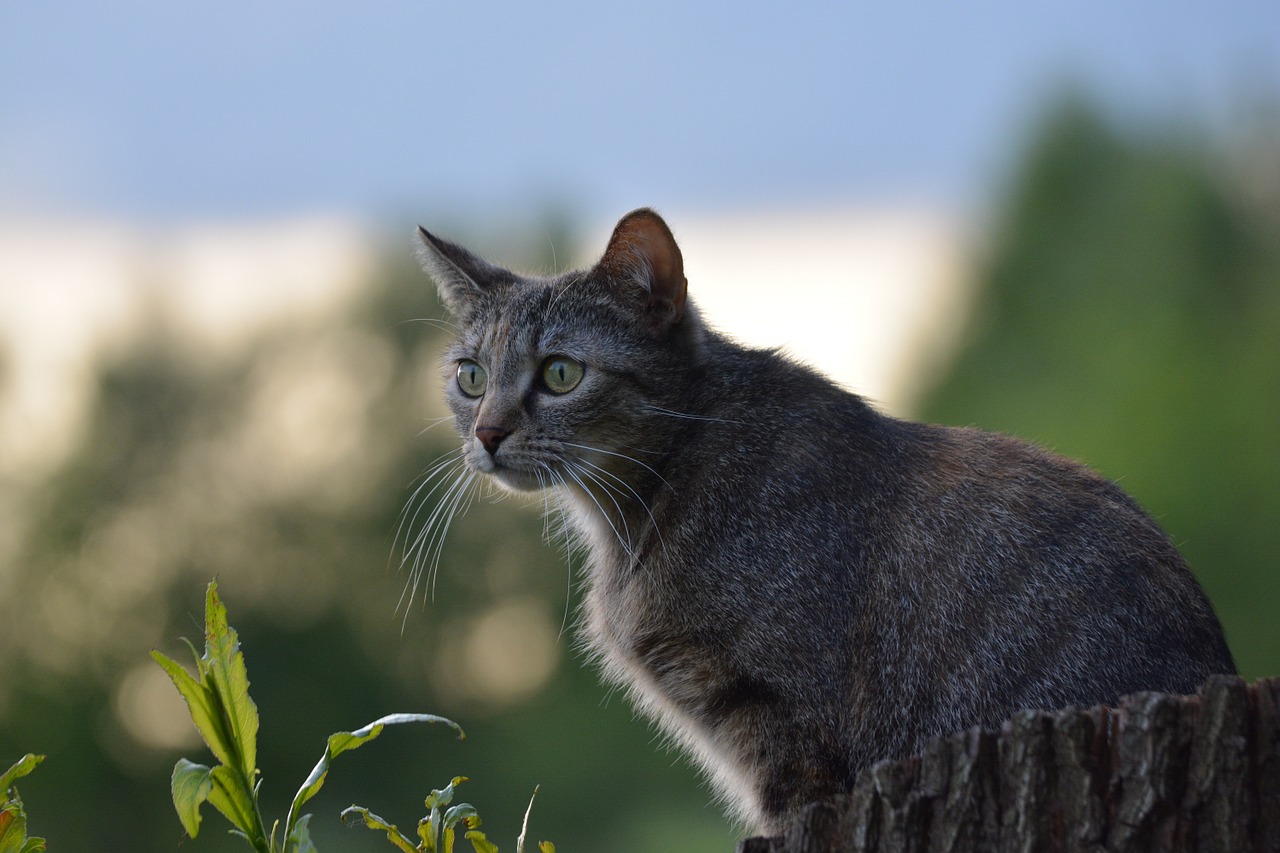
left=561, top=490, right=665, bottom=653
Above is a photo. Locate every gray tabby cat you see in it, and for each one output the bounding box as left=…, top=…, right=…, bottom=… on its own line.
left=415, top=208, right=1235, bottom=835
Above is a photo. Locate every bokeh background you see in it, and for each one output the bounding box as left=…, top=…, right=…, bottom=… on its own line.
left=2, top=3, right=1278, bottom=851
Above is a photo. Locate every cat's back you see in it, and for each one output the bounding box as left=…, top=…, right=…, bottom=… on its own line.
left=662, top=339, right=1233, bottom=700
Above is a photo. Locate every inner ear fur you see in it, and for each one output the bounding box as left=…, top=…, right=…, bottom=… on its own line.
left=417, top=225, right=507, bottom=315
left=595, top=208, right=688, bottom=324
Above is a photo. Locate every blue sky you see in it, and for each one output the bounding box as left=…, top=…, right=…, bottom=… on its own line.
left=2, top=1, right=1277, bottom=225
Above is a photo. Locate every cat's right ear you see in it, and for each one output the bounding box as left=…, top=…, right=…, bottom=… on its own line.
left=594, top=208, right=688, bottom=329
left=416, top=226, right=503, bottom=315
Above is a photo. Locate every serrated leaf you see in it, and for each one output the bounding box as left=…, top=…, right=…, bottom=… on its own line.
left=0, top=756, right=43, bottom=793
left=287, top=714, right=464, bottom=842
left=151, top=649, right=235, bottom=769
left=206, top=764, right=258, bottom=836
left=201, top=581, right=259, bottom=780
left=170, top=759, right=214, bottom=838
left=340, top=806, right=418, bottom=853
left=465, top=830, right=500, bottom=853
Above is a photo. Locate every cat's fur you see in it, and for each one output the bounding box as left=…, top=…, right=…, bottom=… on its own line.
left=415, top=208, right=1235, bottom=834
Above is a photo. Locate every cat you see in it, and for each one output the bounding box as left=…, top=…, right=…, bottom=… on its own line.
left=414, top=208, right=1236, bottom=835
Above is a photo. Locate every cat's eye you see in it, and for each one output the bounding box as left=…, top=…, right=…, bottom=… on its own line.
left=456, top=360, right=488, bottom=398
left=541, top=356, right=584, bottom=394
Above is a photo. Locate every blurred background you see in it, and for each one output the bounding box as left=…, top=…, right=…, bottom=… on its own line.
left=2, top=2, right=1278, bottom=851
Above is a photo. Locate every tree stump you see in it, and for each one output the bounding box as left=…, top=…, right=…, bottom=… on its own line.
left=737, top=675, right=1280, bottom=852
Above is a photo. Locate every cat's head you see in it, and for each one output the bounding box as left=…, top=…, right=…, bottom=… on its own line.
left=417, top=209, right=701, bottom=495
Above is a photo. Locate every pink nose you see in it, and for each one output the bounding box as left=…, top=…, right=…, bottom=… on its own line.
left=474, top=425, right=510, bottom=456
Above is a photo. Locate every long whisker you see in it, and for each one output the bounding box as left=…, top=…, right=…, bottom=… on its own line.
left=560, top=463, right=635, bottom=559
left=643, top=404, right=743, bottom=426
left=566, top=460, right=634, bottom=547
left=536, top=462, right=577, bottom=640
left=411, top=469, right=473, bottom=584
left=393, top=450, right=465, bottom=569
left=416, top=415, right=458, bottom=438
left=427, top=471, right=478, bottom=603
left=398, top=317, right=458, bottom=332
left=403, top=447, right=465, bottom=492
left=573, top=456, right=668, bottom=558
left=392, top=452, right=463, bottom=573
left=398, top=467, right=474, bottom=618
left=562, top=441, right=674, bottom=492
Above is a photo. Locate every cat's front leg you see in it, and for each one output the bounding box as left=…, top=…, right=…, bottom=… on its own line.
left=629, top=630, right=851, bottom=833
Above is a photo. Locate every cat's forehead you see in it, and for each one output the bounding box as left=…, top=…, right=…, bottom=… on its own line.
left=455, top=272, right=628, bottom=355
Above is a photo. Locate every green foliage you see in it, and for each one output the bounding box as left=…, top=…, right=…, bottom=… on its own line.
left=921, top=93, right=1280, bottom=677
left=0, top=754, right=46, bottom=853
left=342, top=777, right=553, bottom=853
left=154, top=581, right=466, bottom=852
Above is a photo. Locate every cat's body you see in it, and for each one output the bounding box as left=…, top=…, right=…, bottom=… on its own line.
left=416, top=209, right=1235, bottom=834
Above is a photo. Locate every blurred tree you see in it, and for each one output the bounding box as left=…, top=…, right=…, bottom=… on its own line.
left=920, top=92, right=1280, bottom=679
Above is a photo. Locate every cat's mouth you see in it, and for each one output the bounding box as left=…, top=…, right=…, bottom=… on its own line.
left=475, top=456, right=545, bottom=493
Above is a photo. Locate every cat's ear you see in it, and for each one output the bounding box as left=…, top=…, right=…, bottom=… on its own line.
left=594, top=208, right=688, bottom=327
left=416, top=226, right=505, bottom=315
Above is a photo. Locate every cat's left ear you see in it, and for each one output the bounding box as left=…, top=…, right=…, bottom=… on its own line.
left=594, top=208, right=688, bottom=327
left=417, top=226, right=505, bottom=315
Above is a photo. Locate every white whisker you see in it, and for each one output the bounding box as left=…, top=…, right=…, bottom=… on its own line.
left=394, top=453, right=464, bottom=557
left=643, top=404, right=743, bottom=426
left=561, top=463, right=635, bottom=559
left=573, top=455, right=668, bottom=558
left=416, top=415, right=458, bottom=437
left=566, top=460, right=634, bottom=546
left=562, top=441, right=674, bottom=492
left=397, top=466, right=475, bottom=622
left=398, top=316, right=458, bottom=332
left=535, top=462, right=578, bottom=640
left=392, top=450, right=465, bottom=571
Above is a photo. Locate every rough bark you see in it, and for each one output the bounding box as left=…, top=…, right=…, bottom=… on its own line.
left=737, top=676, right=1280, bottom=853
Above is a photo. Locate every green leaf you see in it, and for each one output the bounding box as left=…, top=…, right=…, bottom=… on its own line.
left=206, top=764, right=258, bottom=837
left=537, top=842, right=555, bottom=853
left=285, top=813, right=318, bottom=853
left=200, top=581, right=260, bottom=781
left=152, top=649, right=236, bottom=769
left=442, top=803, right=478, bottom=831
left=19, top=838, right=46, bottom=853
left=169, top=759, right=214, bottom=838
left=0, top=756, right=43, bottom=793
left=286, top=714, right=463, bottom=843
left=424, top=776, right=468, bottom=811
left=340, top=806, right=418, bottom=853
left=465, top=830, right=500, bottom=853
left=418, top=815, right=436, bottom=852
left=0, top=804, right=28, bottom=853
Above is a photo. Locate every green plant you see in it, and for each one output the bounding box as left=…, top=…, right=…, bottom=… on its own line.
left=152, top=581, right=468, bottom=852
left=0, top=753, right=46, bottom=853
left=342, top=778, right=554, bottom=853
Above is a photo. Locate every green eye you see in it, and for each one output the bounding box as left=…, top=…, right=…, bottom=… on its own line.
left=456, top=360, right=487, bottom=397
left=541, top=356, right=584, bottom=394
